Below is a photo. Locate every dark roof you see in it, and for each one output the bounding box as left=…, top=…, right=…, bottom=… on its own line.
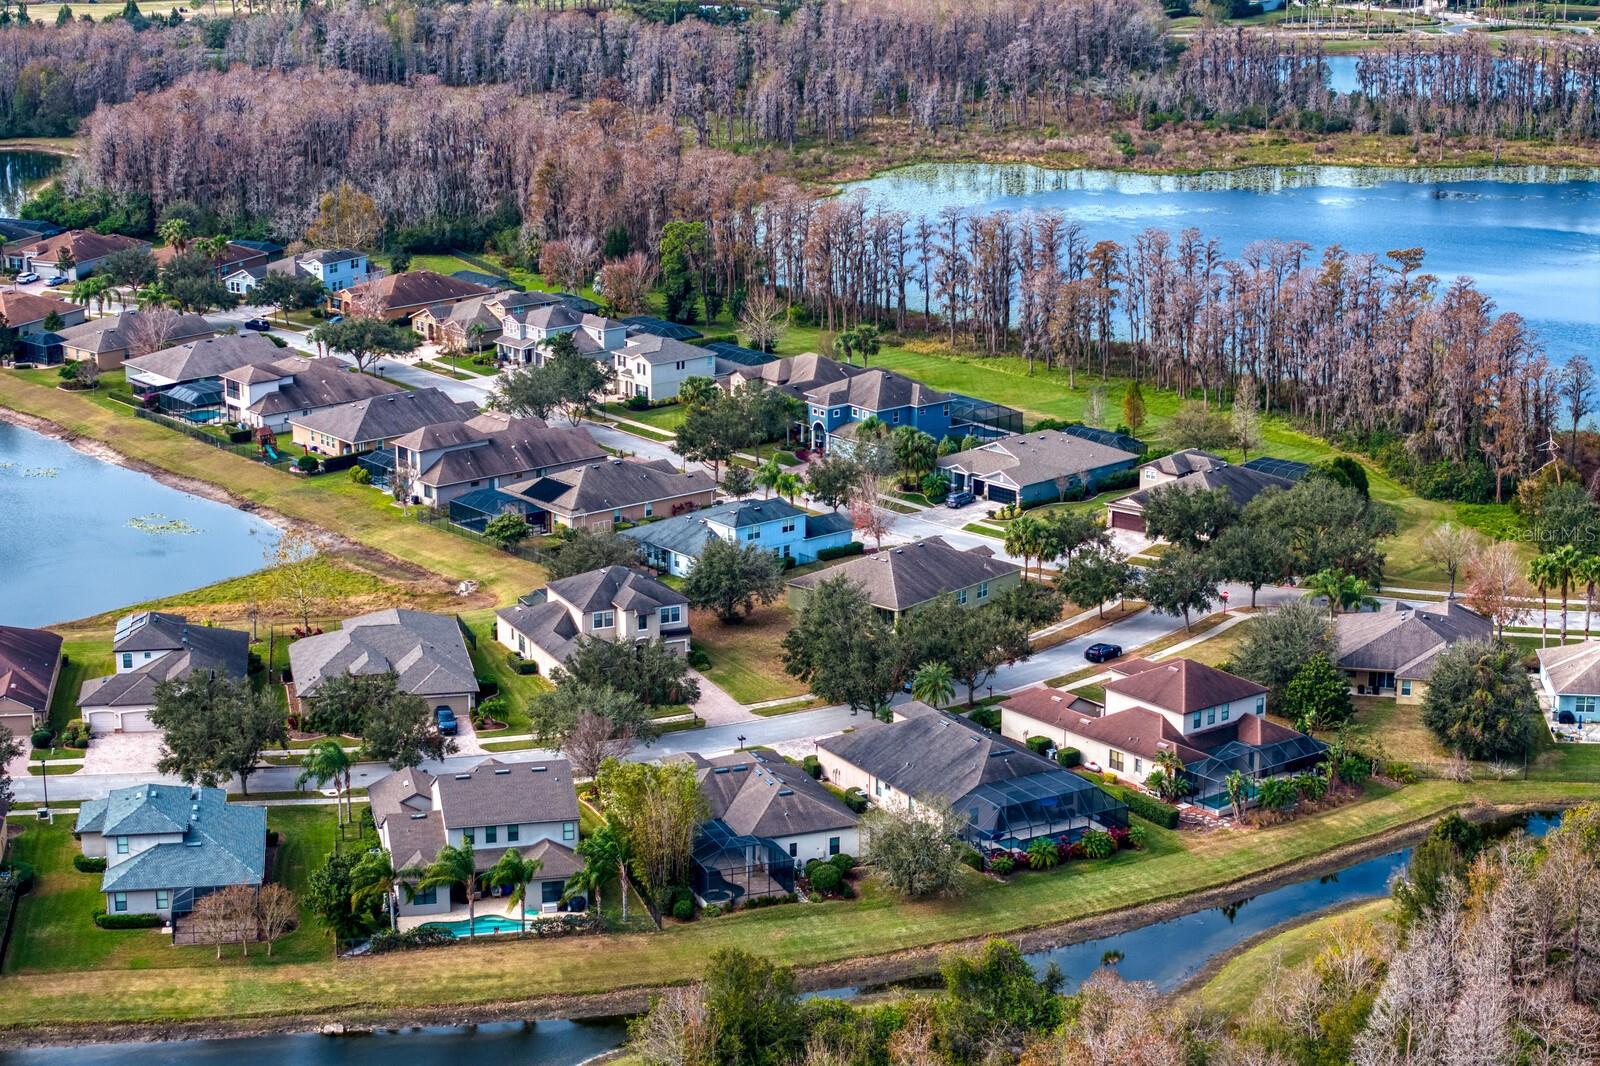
left=123, top=333, right=283, bottom=385
left=1539, top=641, right=1600, bottom=697
left=81, top=615, right=249, bottom=710
left=788, top=536, right=1019, bottom=612
left=1103, top=657, right=1266, bottom=715
left=1117, top=464, right=1292, bottom=514
left=502, top=459, right=716, bottom=517
left=1053, top=703, right=1316, bottom=769
left=0, top=291, right=81, bottom=327
left=818, top=706, right=1063, bottom=806
left=287, top=609, right=477, bottom=701
left=1240, top=456, right=1312, bottom=481
left=937, top=430, right=1138, bottom=488
left=394, top=413, right=605, bottom=490
left=704, top=341, right=778, bottom=368
left=57, top=311, right=213, bottom=356
left=1146, top=449, right=1228, bottom=477
left=1060, top=424, right=1147, bottom=455
left=1336, top=601, right=1491, bottom=680
left=287, top=387, right=477, bottom=446
left=546, top=565, right=687, bottom=615
left=495, top=600, right=581, bottom=663
left=806, top=368, right=947, bottom=411
left=450, top=269, right=518, bottom=290
left=222, top=356, right=404, bottom=417
left=341, top=270, right=489, bottom=312
left=622, top=315, right=702, bottom=341
left=727, top=353, right=858, bottom=400
left=687, top=751, right=858, bottom=838
left=0, top=625, right=62, bottom=717
left=805, top=511, right=854, bottom=538
left=368, top=761, right=579, bottom=870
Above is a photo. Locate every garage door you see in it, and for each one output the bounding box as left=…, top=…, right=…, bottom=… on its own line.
left=121, top=711, right=154, bottom=732
left=87, top=711, right=120, bottom=735
left=985, top=485, right=1017, bottom=505
left=1109, top=509, right=1145, bottom=532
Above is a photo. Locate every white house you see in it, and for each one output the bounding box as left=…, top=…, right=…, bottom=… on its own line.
left=78, top=612, right=250, bottom=735
left=495, top=566, right=690, bottom=675
left=495, top=304, right=629, bottom=367
left=611, top=334, right=717, bottom=402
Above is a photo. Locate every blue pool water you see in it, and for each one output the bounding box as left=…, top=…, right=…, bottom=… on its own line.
left=420, top=914, right=529, bottom=937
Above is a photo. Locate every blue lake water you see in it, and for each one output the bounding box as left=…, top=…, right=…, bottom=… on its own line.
left=0, top=150, right=62, bottom=217
left=0, top=420, right=280, bottom=626
left=842, top=162, right=1600, bottom=364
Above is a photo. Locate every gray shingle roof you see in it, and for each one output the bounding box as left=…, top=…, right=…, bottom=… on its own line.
left=57, top=311, right=213, bottom=356
left=368, top=760, right=579, bottom=870
left=287, top=387, right=477, bottom=446
left=938, top=430, right=1138, bottom=488
left=0, top=625, right=61, bottom=717
left=494, top=600, right=581, bottom=663
left=222, top=356, right=405, bottom=417
left=622, top=333, right=713, bottom=365
left=390, top=413, right=605, bottom=490
left=1146, top=449, right=1227, bottom=477
left=287, top=609, right=476, bottom=701
left=1335, top=601, right=1492, bottom=680
left=726, top=353, right=858, bottom=400
left=686, top=751, right=857, bottom=838
left=82, top=615, right=249, bottom=709
left=546, top=565, right=686, bottom=615
left=787, top=537, right=1019, bottom=612
left=1537, top=641, right=1600, bottom=696
left=805, top=368, right=947, bottom=411
left=1117, top=464, right=1293, bottom=514
left=77, top=785, right=265, bottom=894
left=123, top=333, right=286, bottom=386
left=502, top=459, right=715, bottom=518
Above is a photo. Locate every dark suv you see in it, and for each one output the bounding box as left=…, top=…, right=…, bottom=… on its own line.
left=1084, top=642, right=1122, bottom=664
left=434, top=705, right=459, bottom=736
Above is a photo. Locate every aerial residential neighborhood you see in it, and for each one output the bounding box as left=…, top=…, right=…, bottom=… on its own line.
left=0, top=0, right=1595, bottom=1061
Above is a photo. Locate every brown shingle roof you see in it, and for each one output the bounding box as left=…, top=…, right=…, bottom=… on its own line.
left=0, top=625, right=62, bottom=717
left=787, top=537, right=1019, bottom=612
left=1103, top=658, right=1266, bottom=715
left=342, top=270, right=489, bottom=313
left=10, top=229, right=147, bottom=264
left=1000, top=686, right=1106, bottom=731
left=0, top=291, right=81, bottom=327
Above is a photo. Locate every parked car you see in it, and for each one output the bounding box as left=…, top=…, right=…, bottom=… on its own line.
left=45, top=275, right=69, bottom=287
left=945, top=490, right=976, bottom=509
left=242, top=318, right=272, bottom=332
left=327, top=314, right=344, bottom=325
left=14, top=272, right=38, bottom=284
left=1084, top=642, right=1122, bottom=663
left=434, top=705, right=458, bottom=736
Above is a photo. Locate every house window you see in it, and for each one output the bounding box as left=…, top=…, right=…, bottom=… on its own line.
left=659, top=605, right=682, bottom=625
left=978, top=581, right=989, bottom=600
left=1192, top=712, right=1202, bottom=730
left=644, top=502, right=654, bottom=517
left=1400, top=679, right=1413, bottom=697
left=116, top=836, right=129, bottom=855
left=592, top=610, right=615, bottom=629
left=563, top=822, right=576, bottom=842
left=789, top=842, right=798, bottom=858
left=507, top=824, right=520, bottom=842
left=781, top=520, right=796, bottom=534
left=121, top=653, right=133, bottom=670
left=1134, top=758, right=1142, bottom=774
left=1108, top=750, right=1125, bottom=772
left=113, top=892, right=127, bottom=912
left=829, top=836, right=841, bottom=856
left=1255, top=697, right=1265, bottom=716
left=612, top=509, right=622, bottom=523
left=463, top=829, right=474, bottom=844
left=637, top=611, right=650, bottom=630
left=957, top=588, right=968, bottom=605
left=1221, top=706, right=1230, bottom=722
left=155, top=891, right=169, bottom=910
left=485, top=825, right=498, bottom=844
left=1575, top=695, right=1598, bottom=716
left=892, top=411, right=901, bottom=424
left=542, top=881, right=563, bottom=905
left=414, top=886, right=437, bottom=905
left=1207, top=708, right=1216, bottom=725
left=674, top=361, right=686, bottom=371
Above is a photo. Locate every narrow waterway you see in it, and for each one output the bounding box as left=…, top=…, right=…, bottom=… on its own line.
left=0, top=420, right=280, bottom=626
left=0, top=151, right=63, bottom=217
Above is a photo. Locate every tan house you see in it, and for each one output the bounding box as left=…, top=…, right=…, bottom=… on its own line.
left=1106, top=462, right=1293, bottom=535
left=1334, top=600, right=1491, bottom=703
left=152, top=241, right=273, bottom=279
left=3, top=230, right=150, bottom=281
left=287, top=387, right=476, bottom=456
left=786, top=536, right=1021, bottom=621
left=220, top=355, right=403, bottom=430
left=389, top=411, right=606, bottom=509
left=494, top=565, right=691, bottom=675
left=0, top=625, right=63, bottom=739
left=58, top=311, right=215, bottom=372
left=333, top=271, right=489, bottom=321
left=286, top=609, right=478, bottom=719
left=410, top=290, right=559, bottom=352
left=500, top=458, right=716, bottom=532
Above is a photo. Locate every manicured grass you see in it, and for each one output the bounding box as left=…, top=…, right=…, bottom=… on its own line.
left=1201, top=898, right=1392, bottom=1015
left=0, top=370, right=544, bottom=608
left=26, top=764, right=81, bottom=776
left=1174, top=618, right=1255, bottom=668
left=47, top=638, right=111, bottom=732
left=690, top=605, right=809, bottom=705
left=603, top=402, right=687, bottom=432
left=751, top=697, right=826, bottom=717
left=460, top=610, right=550, bottom=736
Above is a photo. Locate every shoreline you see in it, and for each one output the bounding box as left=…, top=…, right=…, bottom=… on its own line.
left=0, top=799, right=1550, bottom=1051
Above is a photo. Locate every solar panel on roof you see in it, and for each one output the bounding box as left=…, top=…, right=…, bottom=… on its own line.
left=622, top=315, right=703, bottom=341
left=704, top=341, right=777, bottom=367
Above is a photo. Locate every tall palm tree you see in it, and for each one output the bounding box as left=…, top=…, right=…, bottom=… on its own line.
left=1577, top=555, right=1600, bottom=639
left=1302, top=569, right=1378, bottom=618
left=569, top=822, right=634, bottom=923
left=295, top=740, right=354, bottom=832
left=134, top=281, right=173, bottom=310
left=349, top=848, right=416, bottom=932
left=487, top=849, right=545, bottom=933
left=1545, top=544, right=1583, bottom=644
left=774, top=471, right=803, bottom=504
left=1529, top=553, right=1557, bottom=648
left=415, top=842, right=479, bottom=938
left=1004, top=514, right=1046, bottom=580
left=911, top=661, right=956, bottom=710
left=70, top=276, right=109, bottom=316
left=755, top=455, right=782, bottom=498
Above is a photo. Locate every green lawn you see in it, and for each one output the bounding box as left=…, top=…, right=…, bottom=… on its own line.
left=603, top=402, right=687, bottom=432
left=460, top=609, right=550, bottom=736
left=1200, top=898, right=1392, bottom=1014
left=690, top=604, right=809, bottom=705
left=47, top=638, right=111, bottom=732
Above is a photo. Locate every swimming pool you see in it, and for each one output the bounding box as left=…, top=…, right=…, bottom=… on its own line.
left=419, top=914, right=528, bottom=937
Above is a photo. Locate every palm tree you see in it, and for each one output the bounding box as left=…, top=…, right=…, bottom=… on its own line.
left=1153, top=749, right=1189, bottom=801
left=832, top=327, right=857, bottom=365
left=755, top=455, right=782, bottom=498
left=487, top=848, right=544, bottom=933
left=1224, top=770, right=1249, bottom=822
left=135, top=281, right=173, bottom=310
left=774, top=471, right=803, bottom=504
left=295, top=740, right=354, bottom=833
left=1302, top=569, right=1378, bottom=618
left=349, top=848, right=415, bottom=932
left=1545, top=544, right=1583, bottom=644
left=568, top=823, right=632, bottom=922
left=70, top=276, right=109, bottom=316
left=414, top=842, right=479, bottom=938
left=911, top=661, right=956, bottom=710
left=1004, top=514, right=1046, bottom=580
left=1578, top=555, right=1600, bottom=638
left=157, top=217, right=192, bottom=254
left=1529, top=553, right=1558, bottom=648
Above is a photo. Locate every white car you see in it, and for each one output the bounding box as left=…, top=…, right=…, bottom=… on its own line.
left=14, top=271, right=38, bottom=284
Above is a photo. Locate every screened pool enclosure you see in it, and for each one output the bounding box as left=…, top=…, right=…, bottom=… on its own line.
left=961, top=770, right=1129, bottom=852
left=1185, top=733, right=1330, bottom=810
left=690, top=819, right=797, bottom=905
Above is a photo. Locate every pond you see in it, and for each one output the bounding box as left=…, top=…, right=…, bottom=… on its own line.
left=0, top=419, right=281, bottom=626
left=0, top=150, right=63, bottom=218
left=842, top=162, right=1600, bottom=364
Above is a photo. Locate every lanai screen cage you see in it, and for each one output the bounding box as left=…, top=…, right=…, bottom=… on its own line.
left=949, top=395, right=1024, bottom=440
left=157, top=381, right=224, bottom=421
left=1186, top=734, right=1329, bottom=810
left=448, top=488, right=530, bottom=533
left=357, top=447, right=397, bottom=489
left=691, top=819, right=796, bottom=905
left=960, top=770, right=1129, bottom=852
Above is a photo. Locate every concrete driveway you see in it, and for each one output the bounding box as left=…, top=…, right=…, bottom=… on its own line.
left=80, top=732, right=165, bottom=775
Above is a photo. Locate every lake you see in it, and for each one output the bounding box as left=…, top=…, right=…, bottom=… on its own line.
left=0, top=150, right=63, bottom=217
left=0, top=420, right=280, bottom=626
left=843, top=162, right=1600, bottom=364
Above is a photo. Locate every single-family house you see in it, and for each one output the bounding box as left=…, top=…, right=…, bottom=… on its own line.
left=0, top=291, right=87, bottom=365
left=678, top=750, right=860, bottom=905
left=287, top=387, right=477, bottom=457
left=368, top=759, right=583, bottom=923
left=3, top=229, right=150, bottom=281
left=786, top=536, right=1021, bottom=621
left=333, top=271, right=489, bottom=321
left=495, top=565, right=690, bottom=675
left=224, top=248, right=375, bottom=297
left=386, top=411, right=606, bottom=509
left=1537, top=641, right=1600, bottom=727
left=123, top=333, right=285, bottom=416
left=724, top=352, right=858, bottom=404
left=58, top=311, right=215, bottom=372
left=79, top=612, right=250, bottom=735
left=499, top=458, right=717, bottom=532
left=220, top=355, right=404, bottom=430
left=1004, top=658, right=1326, bottom=810
left=1107, top=463, right=1293, bottom=535
left=623, top=497, right=855, bottom=576
left=75, top=784, right=266, bottom=919
left=611, top=334, right=717, bottom=402
left=411, top=290, right=558, bottom=352
left=1335, top=600, right=1492, bottom=702
left=1136, top=449, right=1228, bottom=489
left=286, top=609, right=478, bottom=719
left=804, top=368, right=952, bottom=453
left=938, top=430, right=1141, bottom=506
left=0, top=625, right=63, bottom=738
left=817, top=703, right=1128, bottom=851
left=152, top=241, right=273, bottom=280
left=494, top=303, right=629, bottom=367
left=0, top=218, right=61, bottom=243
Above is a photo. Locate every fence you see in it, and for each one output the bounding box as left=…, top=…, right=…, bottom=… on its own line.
left=409, top=506, right=556, bottom=566
left=131, top=408, right=292, bottom=467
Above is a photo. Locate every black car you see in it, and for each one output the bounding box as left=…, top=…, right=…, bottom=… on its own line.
left=1084, top=642, right=1122, bottom=664
left=945, top=490, right=976, bottom=509
left=242, top=318, right=273, bottom=332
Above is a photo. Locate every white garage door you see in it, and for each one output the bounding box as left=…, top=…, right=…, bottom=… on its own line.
left=120, top=711, right=154, bottom=732
left=87, top=711, right=121, bottom=735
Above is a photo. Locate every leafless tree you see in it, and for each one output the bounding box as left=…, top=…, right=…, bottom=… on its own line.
left=126, top=307, right=179, bottom=360
left=1420, top=522, right=1483, bottom=600
left=562, top=711, right=635, bottom=780
left=255, top=884, right=298, bottom=957
left=629, top=984, right=718, bottom=1066
left=738, top=287, right=785, bottom=353
left=263, top=527, right=322, bottom=631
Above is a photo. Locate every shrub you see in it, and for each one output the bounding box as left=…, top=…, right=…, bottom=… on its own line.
left=1055, top=747, right=1081, bottom=768
left=801, top=754, right=822, bottom=779
left=1079, top=830, right=1115, bottom=860
left=506, top=650, right=539, bottom=675
left=969, top=706, right=1000, bottom=732
left=1110, top=787, right=1180, bottom=830
left=738, top=893, right=797, bottom=910
left=1, top=860, right=34, bottom=894
left=1126, top=824, right=1147, bottom=850
left=266, top=829, right=280, bottom=846
left=30, top=728, right=53, bottom=748
left=625, top=393, right=651, bottom=411
left=988, top=853, right=1015, bottom=875
left=475, top=694, right=510, bottom=726
left=829, top=853, right=855, bottom=874
left=73, top=854, right=107, bottom=873
left=841, top=788, right=869, bottom=814
left=702, top=904, right=724, bottom=918
left=58, top=362, right=79, bottom=381
left=1025, top=735, right=1052, bottom=757
left=1385, top=761, right=1419, bottom=785
left=672, top=897, right=695, bottom=921
left=1293, top=772, right=1329, bottom=801
left=369, top=927, right=457, bottom=954
left=93, top=910, right=163, bottom=929
left=958, top=845, right=985, bottom=870
left=686, top=647, right=712, bottom=670
left=816, top=542, right=866, bottom=562
left=295, top=454, right=319, bottom=473
left=808, top=863, right=843, bottom=894
left=1107, top=825, right=1132, bottom=850
left=349, top=466, right=372, bottom=485
left=59, top=720, right=89, bottom=749
left=1101, top=771, right=1118, bottom=784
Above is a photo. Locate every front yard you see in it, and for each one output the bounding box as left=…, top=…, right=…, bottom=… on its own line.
left=690, top=604, right=809, bottom=705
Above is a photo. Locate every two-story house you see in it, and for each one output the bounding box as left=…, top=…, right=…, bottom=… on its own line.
left=75, top=783, right=266, bottom=920
left=494, top=565, right=691, bottom=676
left=622, top=497, right=855, bottom=576
left=1002, top=658, right=1327, bottom=810
left=79, top=612, right=250, bottom=735
left=786, top=536, right=1021, bottom=622
left=224, top=248, right=376, bottom=297
left=220, top=355, right=404, bottom=430
left=385, top=411, right=606, bottom=508
left=367, top=759, right=583, bottom=925
left=804, top=368, right=952, bottom=453
left=612, top=334, right=717, bottom=402
left=286, top=387, right=477, bottom=457
left=495, top=303, right=629, bottom=367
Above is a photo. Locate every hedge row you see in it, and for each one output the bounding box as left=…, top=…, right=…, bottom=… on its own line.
left=94, top=910, right=163, bottom=929
left=816, top=542, right=866, bottom=562
left=1110, top=785, right=1180, bottom=830
left=73, top=854, right=107, bottom=873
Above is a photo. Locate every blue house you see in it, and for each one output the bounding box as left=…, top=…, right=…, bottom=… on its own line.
left=804, top=369, right=953, bottom=452
left=623, top=497, right=855, bottom=577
